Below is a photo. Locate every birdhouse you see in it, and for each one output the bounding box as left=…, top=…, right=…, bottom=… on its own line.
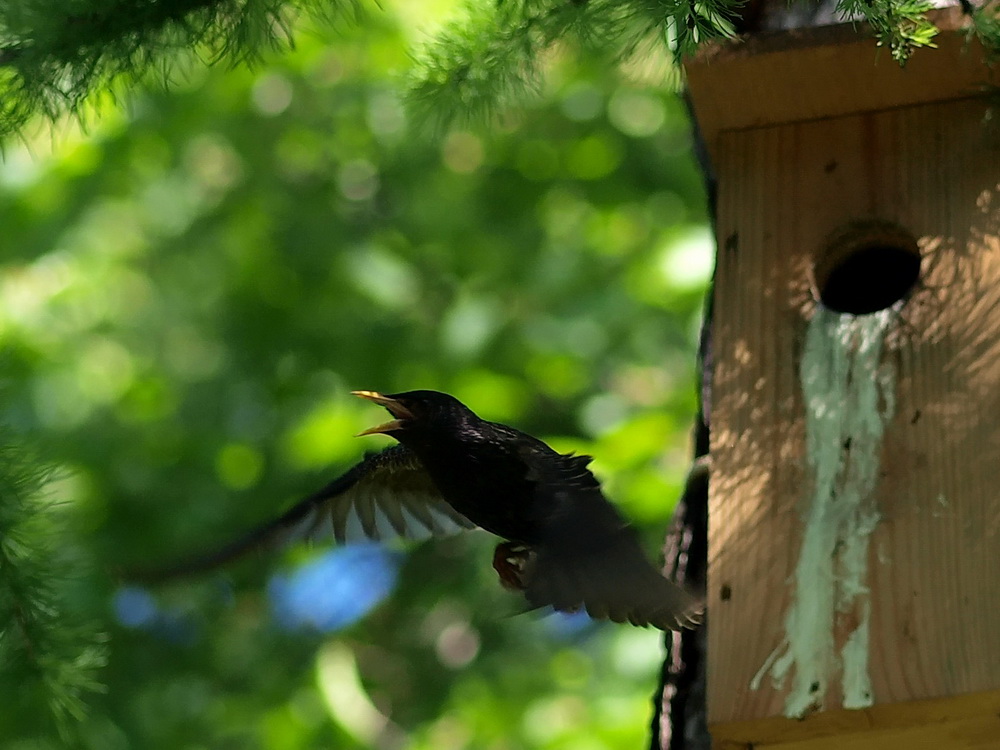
left=684, top=8, right=1000, bottom=749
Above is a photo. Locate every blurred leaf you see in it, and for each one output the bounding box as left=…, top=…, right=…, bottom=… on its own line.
left=0, top=5, right=710, bottom=747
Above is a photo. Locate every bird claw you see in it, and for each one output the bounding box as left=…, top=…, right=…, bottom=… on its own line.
left=492, top=542, right=534, bottom=591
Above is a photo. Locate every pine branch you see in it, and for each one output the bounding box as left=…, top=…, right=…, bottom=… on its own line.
left=407, top=0, right=1000, bottom=129
left=624, top=0, right=739, bottom=58
left=967, top=0, right=1000, bottom=60
left=0, top=432, right=107, bottom=741
left=0, top=0, right=364, bottom=138
left=407, top=1, right=547, bottom=130
left=837, top=0, right=939, bottom=63
left=406, top=0, right=740, bottom=130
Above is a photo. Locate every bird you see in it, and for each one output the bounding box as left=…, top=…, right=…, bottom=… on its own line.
left=142, top=390, right=703, bottom=630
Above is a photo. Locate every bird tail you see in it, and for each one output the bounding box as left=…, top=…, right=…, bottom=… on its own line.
left=523, top=530, right=704, bottom=630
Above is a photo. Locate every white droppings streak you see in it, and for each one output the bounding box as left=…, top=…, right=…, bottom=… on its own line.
left=841, top=600, right=873, bottom=709
left=758, top=306, right=896, bottom=717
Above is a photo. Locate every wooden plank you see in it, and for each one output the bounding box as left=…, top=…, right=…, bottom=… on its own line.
left=712, top=689, right=1000, bottom=749
left=684, top=7, right=994, bottom=168
left=707, top=94, right=1000, bottom=729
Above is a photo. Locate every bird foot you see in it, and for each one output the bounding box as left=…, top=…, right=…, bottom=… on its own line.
left=492, top=542, right=534, bottom=591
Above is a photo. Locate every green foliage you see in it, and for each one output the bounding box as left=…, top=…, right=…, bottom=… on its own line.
left=5, top=1, right=989, bottom=746
left=0, top=0, right=363, bottom=137
left=969, top=0, right=1000, bottom=61
left=837, top=0, right=939, bottom=63
left=3, top=0, right=979, bottom=140
left=407, top=0, right=549, bottom=130
left=407, top=0, right=740, bottom=128
left=0, top=8, right=709, bottom=747
left=0, top=428, right=107, bottom=742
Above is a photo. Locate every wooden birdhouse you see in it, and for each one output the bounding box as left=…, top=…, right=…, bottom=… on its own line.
left=684, top=8, right=1000, bottom=749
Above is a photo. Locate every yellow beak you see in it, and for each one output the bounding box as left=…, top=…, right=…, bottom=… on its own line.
left=352, top=391, right=414, bottom=436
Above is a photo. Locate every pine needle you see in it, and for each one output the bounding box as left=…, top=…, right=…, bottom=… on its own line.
left=0, top=433, right=108, bottom=741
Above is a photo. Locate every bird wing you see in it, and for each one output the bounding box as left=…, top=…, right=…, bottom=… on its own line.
left=134, top=445, right=475, bottom=581
left=518, top=448, right=703, bottom=630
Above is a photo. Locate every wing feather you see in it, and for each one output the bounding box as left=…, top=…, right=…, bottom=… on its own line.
left=379, top=492, right=411, bottom=537
left=330, top=494, right=353, bottom=544
left=355, top=490, right=380, bottom=540
left=517, top=448, right=703, bottom=630
left=133, top=444, right=473, bottom=582
left=397, top=491, right=443, bottom=535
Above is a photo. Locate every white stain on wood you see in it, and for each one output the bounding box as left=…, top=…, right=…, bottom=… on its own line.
left=756, top=306, right=896, bottom=717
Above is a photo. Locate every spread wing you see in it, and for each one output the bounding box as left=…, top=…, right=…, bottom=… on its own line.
left=518, top=449, right=703, bottom=630
left=134, top=445, right=475, bottom=582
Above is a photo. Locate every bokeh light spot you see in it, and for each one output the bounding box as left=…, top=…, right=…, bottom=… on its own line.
left=1, top=252, right=73, bottom=332
left=523, top=695, right=587, bottom=745
left=608, top=89, right=666, bottom=137
left=269, top=544, right=400, bottom=632
left=525, top=353, right=588, bottom=398
left=338, top=159, right=379, bottom=201
left=343, top=245, right=418, bottom=309
left=215, top=443, right=265, bottom=490
left=119, top=376, right=177, bottom=423
left=659, top=226, right=715, bottom=290
left=544, top=609, right=597, bottom=639
left=442, top=131, right=483, bottom=174
left=0, top=141, right=44, bottom=187
left=441, top=294, right=499, bottom=358
left=252, top=72, right=294, bottom=115
left=452, top=370, right=529, bottom=422
left=113, top=586, right=159, bottom=628
left=561, top=83, right=603, bottom=121
left=435, top=621, right=480, bottom=668
left=317, top=643, right=397, bottom=744
left=281, top=396, right=360, bottom=470
left=580, top=392, right=629, bottom=436
left=566, top=135, right=621, bottom=180
left=183, top=133, right=244, bottom=194
left=367, top=91, right=406, bottom=137
left=611, top=627, right=663, bottom=679
left=78, top=336, right=135, bottom=404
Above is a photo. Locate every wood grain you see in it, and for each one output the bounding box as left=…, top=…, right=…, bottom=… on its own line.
left=685, top=8, right=995, bottom=170
left=696, top=31, right=1000, bottom=743
left=712, top=689, right=1000, bottom=749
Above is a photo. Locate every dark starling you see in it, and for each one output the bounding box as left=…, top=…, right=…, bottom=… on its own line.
left=145, top=390, right=703, bottom=630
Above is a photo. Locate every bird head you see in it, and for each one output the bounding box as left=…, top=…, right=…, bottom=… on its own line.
left=352, top=389, right=476, bottom=441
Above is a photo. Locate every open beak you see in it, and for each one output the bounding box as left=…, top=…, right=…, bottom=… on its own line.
left=351, top=391, right=415, bottom=436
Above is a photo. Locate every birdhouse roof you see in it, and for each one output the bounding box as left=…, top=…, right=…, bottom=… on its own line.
left=685, top=7, right=993, bottom=166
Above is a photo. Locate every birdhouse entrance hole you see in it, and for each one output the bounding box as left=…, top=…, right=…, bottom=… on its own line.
left=812, top=222, right=921, bottom=315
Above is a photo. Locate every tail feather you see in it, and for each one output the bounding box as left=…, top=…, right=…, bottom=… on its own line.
left=523, top=531, right=703, bottom=631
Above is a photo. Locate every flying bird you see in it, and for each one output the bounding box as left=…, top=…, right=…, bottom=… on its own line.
left=143, top=390, right=703, bottom=630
